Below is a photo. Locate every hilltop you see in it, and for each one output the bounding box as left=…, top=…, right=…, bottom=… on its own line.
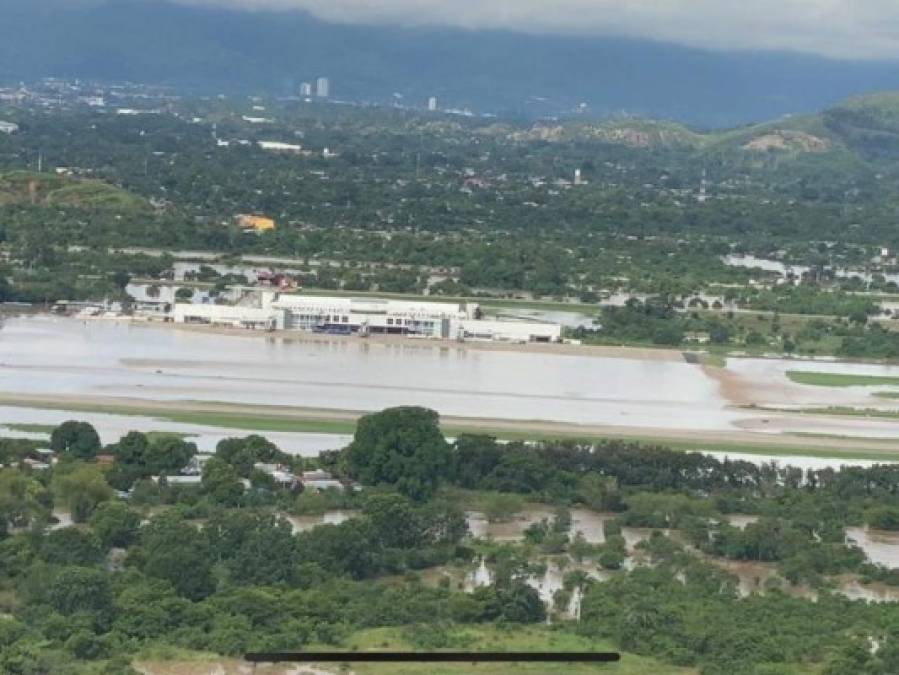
left=0, top=171, right=148, bottom=211
left=464, top=91, right=899, bottom=165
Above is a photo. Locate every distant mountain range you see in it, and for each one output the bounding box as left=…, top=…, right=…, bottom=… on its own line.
left=6, top=0, right=899, bottom=127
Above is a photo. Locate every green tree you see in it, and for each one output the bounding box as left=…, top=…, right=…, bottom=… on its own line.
left=144, top=437, right=196, bottom=475
left=201, top=457, right=245, bottom=506
left=53, top=464, right=113, bottom=522
left=136, top=512, right=216, bottom=600
left=362, top=493, right=423, bottom=549
left=50, top=421, right=100, bottom=460
left=344, top=406, right=450, bottom=501
left=89, top=500, right=140, bottom=548
left=204, top=510, right=297, bottom=585
left=0, top=470, right=51, bottom=531
left=41, top=527, right=104, bottom=566
left=48, top=567, right=113, bottom=623
left=215, top=435, right=282, bottom=476
left=866, top=505, right=899, bottom=530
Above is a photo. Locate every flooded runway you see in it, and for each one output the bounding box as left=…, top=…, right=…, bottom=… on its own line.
left=0, top=315, right=734, bottom=428
left=4, top=315, right=899, bottom=450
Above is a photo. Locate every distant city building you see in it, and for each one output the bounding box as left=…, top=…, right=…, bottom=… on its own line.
left=0, top=121, right=19, bottom=134
left=299, top=82, right=312, bottom=97
left=256, top=140, right=304, bottom=154
left=574, top=168, right=584, bottom=185
left=316, top=77, right=330, bottom=98
left=427, top=96, right=438, bottom=111
left=79, top=96, right=105, bottom=107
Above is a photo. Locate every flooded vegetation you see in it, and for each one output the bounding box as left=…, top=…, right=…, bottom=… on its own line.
left=846, top=526, right=899, bottom=568
left=284, top=510, right=352, bottom=534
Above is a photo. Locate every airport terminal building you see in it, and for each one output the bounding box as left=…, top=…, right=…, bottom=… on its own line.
left=173, top=293, right=561, bottom=343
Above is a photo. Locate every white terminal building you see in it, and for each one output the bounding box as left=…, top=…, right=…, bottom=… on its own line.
left=173, top=292, right=561, bottom=343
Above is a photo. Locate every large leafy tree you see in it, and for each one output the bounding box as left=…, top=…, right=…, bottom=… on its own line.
left=344, top=406, right=450, bottom=501
left=89, top=500, right=141, bottom=549
left=105, top=432, right=196, bottom=490
left=48, top=567, right=114, bottom=626
left=133, top=512, right=215, bottom=600
left=49, top=420, right=100, bottom=460
left=52, top=464, right=113, bottom=522
left=40, top=528, right=104, bottom=566
left=204, top=510, right=296, bottom=585
left=144, top=437, right=196, bottom=475
left=215, top=435, right=283, bottom=476
left=201, top=457, right=245, bottom=507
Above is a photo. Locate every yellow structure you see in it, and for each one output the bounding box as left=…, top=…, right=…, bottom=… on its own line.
left=236, top=214, right=275, bottom=232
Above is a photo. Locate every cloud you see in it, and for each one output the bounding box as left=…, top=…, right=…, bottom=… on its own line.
left=167, top=0, right=899, bottom=60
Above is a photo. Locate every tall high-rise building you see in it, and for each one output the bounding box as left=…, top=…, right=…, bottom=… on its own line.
left=299, top=82, right=312, bottom=97
left=427, top=96, right=438, bottom=111
left=316, top=77, right=330, bottom=98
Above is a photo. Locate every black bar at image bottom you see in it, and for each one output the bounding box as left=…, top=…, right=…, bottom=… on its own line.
left=245, top=651, right=621, bottom=663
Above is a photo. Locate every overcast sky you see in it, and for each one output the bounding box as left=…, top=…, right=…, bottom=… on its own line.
left=158, top=0, right=899, bottom=61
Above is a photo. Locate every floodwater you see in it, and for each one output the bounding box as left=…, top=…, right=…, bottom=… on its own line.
left=845, top=526, right=899, bottom=568
left=723, top=254, right=899, bottom=285
left=464, top=508, right=649, bottom=548
left=464, top=508, right=557, bottom=541
left=702, top=450, right=897, bottom=471
left=424, top=556, right=608, bottom=619
left=727, top=357, right=899, bottom=409
left=837, top=578, right=899, bottom=603
left=0, top=315, right=735, bottom=429
left=7, top=315, right=899, bottom=444
left=465, top=508, right=612, bottom=543
left=284, top=510, right=353, bottom=534
left=726, top=514, right=760, bottom=530
left=0, top=405, right=352, bottom=456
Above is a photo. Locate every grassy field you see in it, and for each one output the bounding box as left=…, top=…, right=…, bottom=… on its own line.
left=1, top=422, right=54, bottom=434
left=6, top=397, right=899, bottom=461
left=161, top=411, right=358, bottom=435
left=786, top=371, right=899, bottom=387
left=325, top=625, right=693, bottom=674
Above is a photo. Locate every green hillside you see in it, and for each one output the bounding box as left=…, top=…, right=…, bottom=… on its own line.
left=476, top=92, right=899, bottom=161
left=0, top=170, right=148, bottom=211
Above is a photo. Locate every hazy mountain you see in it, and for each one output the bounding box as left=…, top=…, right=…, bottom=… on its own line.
left=6, top=0, right=899, bottom=126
